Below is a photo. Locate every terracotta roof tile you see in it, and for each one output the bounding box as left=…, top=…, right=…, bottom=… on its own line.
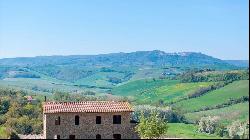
left=43, top=101, right=133, bottom=113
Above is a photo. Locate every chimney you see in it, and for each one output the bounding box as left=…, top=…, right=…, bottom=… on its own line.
left=44, top=96, right=47, bottom=102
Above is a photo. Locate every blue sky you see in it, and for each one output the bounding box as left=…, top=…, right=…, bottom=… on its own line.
left=0, top=0, right=249, bottom=60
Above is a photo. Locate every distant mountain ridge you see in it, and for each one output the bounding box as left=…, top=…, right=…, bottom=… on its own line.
left=224, top=60, right=249, bottom=68
left=0, top=50, right=243, bottom=92
left=0, top=50, right=237, bottom=69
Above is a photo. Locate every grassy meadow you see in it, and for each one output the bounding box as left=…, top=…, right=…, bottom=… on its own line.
left=165, top=123, right=221, bottom=139
left=185, top=102, right=249, bottom=125
left=0, top=126, right=7, bottom=139
left=173, top=80, right=249, bottom=113
left=112, top=78, right=214, bottom=105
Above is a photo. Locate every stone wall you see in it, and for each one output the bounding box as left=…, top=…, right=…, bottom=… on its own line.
left=43, top=112, right=138, bottom=139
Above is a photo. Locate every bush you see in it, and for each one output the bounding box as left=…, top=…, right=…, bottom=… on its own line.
left=227, top=120, right=249, bottom=139
left=0, top=99, right=10, bottom=115
left=132, top=105, right=185, bottom=123
left=135, top=111, right=168, bottom=139
left=5, top=116, right=33, bottom=134
left=108, top=77, right=122, bottom=84
left=0, top=115, right=6, bottom=125
left=6, top=128, right=20, bottom=139
left=215, top=124, right=228, bottom=137
left=198, top=116, right=219, bottom=134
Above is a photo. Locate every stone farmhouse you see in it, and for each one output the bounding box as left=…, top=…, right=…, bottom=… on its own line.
left=43, top=101, right=138, bottom=139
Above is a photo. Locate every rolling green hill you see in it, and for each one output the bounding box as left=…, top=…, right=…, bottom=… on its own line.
left=112, top=78, right=214, bottom=105
left=0, top=51, right=237, bottom=69
left=0, top=51, right=248, bottom=139
left=185, top=102, right=249, bottom=124
left=0, top=51, right=240, bottom=93
left=173, top=80, right=249, bottom=113
left=166, top=123, right=221, bottom=139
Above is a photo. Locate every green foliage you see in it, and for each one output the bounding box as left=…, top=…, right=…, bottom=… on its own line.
left=132, top=105, right=185, bottom=123
left=7, top=130, right=20, bottom=139
left=107, top=76, right=122, bottom=84
left=0, top=52, right=248, bottom=139
left=178, top=70, right=249, bottom=83
left=0, top=99, right=10, bottom=115
left=215, top=124, right=228, bottom=137
left=227, top=120, right=249, bottom=139
left=198, top=116, right=219, bottom=134
left=185, top=102, right=249, bottom=125
left=135, top=111, right=168, bottom=139
left=53, top=91, right=71, bottom=101
left=0, top=126, right=20, bottom=139
left=5, top=116, right=33, bottom=134
left=53, top=91, right=101, bottom=102
left=173, top=80, right=249, bottom=113
left=0, top=88, right=43, bottom=135
left=165, top=123, right=221, bottom=139
left=112, top=78, right=213, bottom=105
left=0, top=126, right=7, bottom=139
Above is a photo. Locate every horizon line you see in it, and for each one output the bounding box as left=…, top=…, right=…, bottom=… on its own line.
left=0, top=50, right=249, bottom=61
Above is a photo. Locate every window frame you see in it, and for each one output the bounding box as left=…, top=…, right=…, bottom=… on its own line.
left=96, top=116, right=102, bottom=124
left=113, top=134, right=121, bottom=139
left=75, top=115, right=80, bottom=125
left=69, top=135, right=75, bottom=139
left=113, top=115, right=121, bottom=124
left=96, top=134, right=101, bottom=139
left=55, top=116, right=60, bottom=125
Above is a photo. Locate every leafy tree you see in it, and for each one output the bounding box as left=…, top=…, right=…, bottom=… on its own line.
left=108, top=77, right=122, bottom=84
left=0, top=88, right=43, bottom=135
left=215, top=124, right=228, bottom=137
left=53, top=91, right=71, bottom=101
left=6, top=128, right=20, bottom=139
left=198, top=116, right=219, bottom=134
left=135, top=111, right=168, bottom=139
left=0, top=99, right=10, bottom=115
left=133, top=105, right=184, bottom=123
left=227, top=120, right=249, bottom=139
left=11, top=116, right=33, bottom=134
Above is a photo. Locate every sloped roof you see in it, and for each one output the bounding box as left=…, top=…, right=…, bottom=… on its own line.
left=43, top=101, right=133, bottom=113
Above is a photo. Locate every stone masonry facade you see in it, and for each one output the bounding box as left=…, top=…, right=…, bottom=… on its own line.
left=43, top=102, right=138, bottom=139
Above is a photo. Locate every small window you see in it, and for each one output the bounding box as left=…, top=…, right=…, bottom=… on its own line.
left=75, top=115, right=79, bottom=125
left=55, top=116, right=60, bottom=125
left=54, top=135, right=60, bottom=139
left=113, top=134, right=121, bottom=139
left=69, top=135, right=75, bottom=139
left=96, top=134, right=101, bottom=139
left=113, top=115, right=121, bottom=124
left=96, top=116, right=101, bottom=124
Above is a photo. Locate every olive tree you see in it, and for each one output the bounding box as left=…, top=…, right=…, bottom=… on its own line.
left=227, top=120, right=249, bottom=139
left=135, top=111, right=168, bottom=139
left=198, top=116, right=219, bottom=134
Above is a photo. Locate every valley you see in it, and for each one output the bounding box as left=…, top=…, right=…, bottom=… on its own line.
left=0, top=51, right=249, bottom=139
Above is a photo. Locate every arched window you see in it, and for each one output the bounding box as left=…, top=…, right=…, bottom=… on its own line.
left=96, top=134, right=101, bottom=139
left=75, top=115, right=79, bottom=125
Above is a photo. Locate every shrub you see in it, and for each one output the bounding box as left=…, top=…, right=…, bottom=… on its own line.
left=132, top=105, right=185, bottom=123
left=6, top=128, right=20, bottom=139
left=135, top=111, right=168, bottom=139
left=0, top=115, right=6, bottom=125
left=198, top=116, right=219, bottom=134
left=227, top=120, right=249, bottom=139
left=215, top=124, right=228, bottom=137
